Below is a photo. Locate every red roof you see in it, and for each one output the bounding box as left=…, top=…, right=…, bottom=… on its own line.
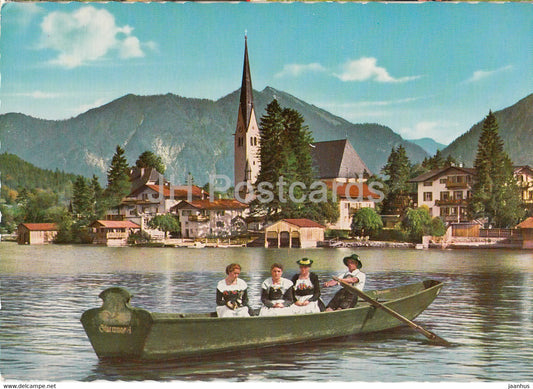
left=327, top=182, right=381, bottom=199
left=283, top=219, right=325, bottom=229
left=173, top=199, right=248, bottom=210
left=145, top=184, right=207, bottom=200
left=19, top=223, right=58, bottom=231
left=517, top=217, right=533, bottom=229
left=91, top=220, right=141, bottom=229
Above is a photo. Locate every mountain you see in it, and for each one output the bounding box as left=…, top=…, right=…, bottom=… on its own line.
left=0, top=152, right=78, bottom=203
left=407, top=138, right=447, bottom=156
left=441, top=93, right=533, bottom=167
left=0, top=87, right=430, bottom=186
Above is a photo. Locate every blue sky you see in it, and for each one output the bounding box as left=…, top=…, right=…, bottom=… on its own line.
left=1, top=2, right=531, bottom=145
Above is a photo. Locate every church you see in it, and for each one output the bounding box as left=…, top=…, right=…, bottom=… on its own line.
left=233, top=37, right=377, bottom=231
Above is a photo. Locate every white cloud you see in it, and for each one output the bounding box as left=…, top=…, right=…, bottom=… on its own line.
left=9, top=3, right=44, bottom=29
left=39, top=6, right=146, bottom=68
left=274, top=63, right=327, bottom=78
left=464, top=65, right=513, bottom=83
left=15, top=91, right=63, bottom=99
left=326, top=96, right=422, bottom=109
left=335, top=57, right=420, bottom=83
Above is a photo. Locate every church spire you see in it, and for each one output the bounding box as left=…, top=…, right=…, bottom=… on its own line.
left=239, top=34, right=254, bottom=130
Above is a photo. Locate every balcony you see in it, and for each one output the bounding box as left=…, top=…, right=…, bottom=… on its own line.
left=445, top=180, right=469, bottom=189
left=188, top=215, right=210, bottom=222
left=435, top=199, right=468, bottom=206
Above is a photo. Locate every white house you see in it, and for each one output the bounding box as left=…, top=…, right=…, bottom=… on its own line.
left=326, top=182, right=380, bottom=230
left=172, top=199, right=248, bottom=239
left=409, top=166, right=475, bottom=223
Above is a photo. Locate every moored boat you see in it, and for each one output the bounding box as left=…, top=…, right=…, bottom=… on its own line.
left=81, top=279, right=443, bottom=360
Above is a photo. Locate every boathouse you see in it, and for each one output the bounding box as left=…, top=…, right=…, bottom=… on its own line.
left=264, top=219, right=325, bottom=248
left=89, top=220, right=141, bottom=246
left=17, top=223, right=58, bottom=245
left=517, top=217, right=533, bottom=249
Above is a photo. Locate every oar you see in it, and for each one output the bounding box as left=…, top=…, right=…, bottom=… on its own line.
left=333, top=277, right=450, bottom=346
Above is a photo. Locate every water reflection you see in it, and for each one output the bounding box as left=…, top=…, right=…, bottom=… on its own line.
left=1, top=243, right=532, bottom=382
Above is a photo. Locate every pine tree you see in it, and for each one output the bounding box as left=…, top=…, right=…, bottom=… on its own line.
left=381, top=145, right=412, bottom=215
left=469, top=111, right=524, bottom=227
left=105, top=145, right=131, bottom=206
left=251, top=100, right=338, bottom=224
left=251, top=100, right=285, bottom=221
left=90, top=175, right=106, bottom=219
left=72, top=176, right=92, bottom=218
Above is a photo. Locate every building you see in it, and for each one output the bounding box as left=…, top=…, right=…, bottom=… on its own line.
left=516, top=217, right=533, bottom=249
left=311, top=139, right=371, bottom=184
left=514, top=166, right=533, bottom=210
left=17, top=223, right=58, bottom=245
left=410, top=166, right=476, bottom=223
left=411, top=165, right=532, bottom=224
left=89, top=220, right=141, bottom=246
left=326, top=182, right=381, bottom=230
left=264, top=219, right=325, bottom=248
left=172, top=199, right=248, bottom=239
left=106, top=166, right=208, bottom=237
left=234, top=36, right=260, bottom=192
left=312, top=139, right=376, bottom=230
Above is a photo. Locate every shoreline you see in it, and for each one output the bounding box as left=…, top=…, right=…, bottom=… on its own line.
left=1, top=237, right=526, bottom=250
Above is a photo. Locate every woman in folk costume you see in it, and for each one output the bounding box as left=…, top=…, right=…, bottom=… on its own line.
left=259, top=263, right=294, bottom=316
left=216, top=263, right=251, bottom=317
left=290, top=258, right=325, bottom=314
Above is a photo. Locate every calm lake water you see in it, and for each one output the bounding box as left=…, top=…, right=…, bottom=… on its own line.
left=1, top=242, right=532, bottom=383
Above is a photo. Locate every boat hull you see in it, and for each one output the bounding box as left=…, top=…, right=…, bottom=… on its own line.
left=81, top=280, right=443, bottom=360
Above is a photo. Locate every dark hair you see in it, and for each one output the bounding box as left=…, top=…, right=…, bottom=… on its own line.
left=226, top=263, right=242, bottom=275
left=270, top=263, right=284, bottom=271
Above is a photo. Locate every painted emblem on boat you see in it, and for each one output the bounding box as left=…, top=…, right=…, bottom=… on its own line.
left=98, top=324, right=132, bottom=335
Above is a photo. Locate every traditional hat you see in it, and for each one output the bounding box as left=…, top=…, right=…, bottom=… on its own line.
left=296, top=258, right=313, bottom=266
left=343, top=253, right=362, bottom=269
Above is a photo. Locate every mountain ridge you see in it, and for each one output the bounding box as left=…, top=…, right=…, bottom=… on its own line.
left=441, top=93, right=533, bottom=167
left=1, top=89, right=531, bottom=186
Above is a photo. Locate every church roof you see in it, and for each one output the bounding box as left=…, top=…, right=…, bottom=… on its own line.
left=239, top=36, right=254, bottom=130
left=311, top=139, right=371, bottom=180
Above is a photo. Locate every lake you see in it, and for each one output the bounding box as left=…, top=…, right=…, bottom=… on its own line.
left=1, top=242, right=532, bottom=384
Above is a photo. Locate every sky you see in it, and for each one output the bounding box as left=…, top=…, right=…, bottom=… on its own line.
left=0, top=2, right=532, bottom=145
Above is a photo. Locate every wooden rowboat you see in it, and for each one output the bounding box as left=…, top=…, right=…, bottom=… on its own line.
left=81, top=279, right=444, bottom=360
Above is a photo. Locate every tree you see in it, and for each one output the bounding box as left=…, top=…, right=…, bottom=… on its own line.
left=401, top=207, right=432, bottom=242
left=148, top=214, right=180, bottom=239
left=135, top=151, right=166, bottom=174
left=468, top=111, right=524, bottom=227
left=72, top=176, right=92, bottom=218
left=90, top=175, right=107, bottom=219
left=401, top=207, right=447, bottom=242
left=351, top=207, right=383, bottom=237
left=105, top=145, right=131, bottom=206
left=18, top=188, right=61, bottom=223
left=381, top=145, right=413, bottom=215
left=252, top=99, right=285, bottom=221
left=430, top=216, right=447, bottom=237
left=251, top=100, right=339, bottom=224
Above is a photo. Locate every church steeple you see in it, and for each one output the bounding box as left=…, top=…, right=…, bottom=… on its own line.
left=234, top=34, right=260, bottom=196
left=239, top=34, right=254, bottom=130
